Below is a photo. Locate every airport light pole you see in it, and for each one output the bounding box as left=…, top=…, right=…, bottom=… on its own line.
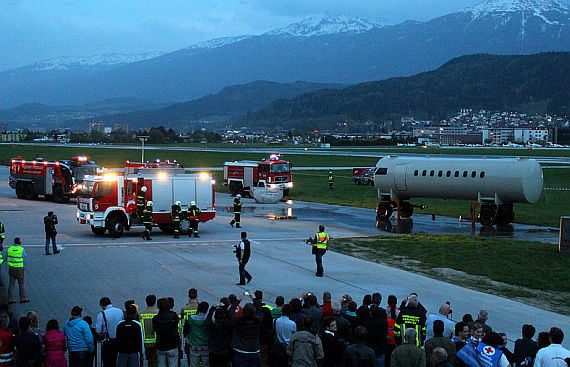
left=138, top=135, right=149, bottom=162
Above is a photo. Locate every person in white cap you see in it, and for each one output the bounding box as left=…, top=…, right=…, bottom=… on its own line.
left=187, top=201, right=201, bottom=238
left=229, top=194, right=242, bottom=228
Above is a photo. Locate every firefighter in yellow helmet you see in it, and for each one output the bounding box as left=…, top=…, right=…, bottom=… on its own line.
left=328, top=171, right=334, bottom=190
left=142, top=201, right=153, bottom=240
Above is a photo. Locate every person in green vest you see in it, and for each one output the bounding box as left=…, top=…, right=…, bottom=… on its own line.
left=328, top=171, right=334, bottom=190
left=311, top=225, right=329, bottom=277
left=140, top=294, right=159, bottom=367
left=7, top=237, right=29, bottom=304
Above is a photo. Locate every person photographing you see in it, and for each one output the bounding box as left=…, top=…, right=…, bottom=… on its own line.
left=44, top=211, right=60, bottom=255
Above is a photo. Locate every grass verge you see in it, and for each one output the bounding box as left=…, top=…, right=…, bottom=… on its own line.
left=332, top=234, right=570, bottom=314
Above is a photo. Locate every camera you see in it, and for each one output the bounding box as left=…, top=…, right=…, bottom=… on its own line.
left=305, top=237, right=315, bottom=244
left=233, top=245, right=238, bottom=254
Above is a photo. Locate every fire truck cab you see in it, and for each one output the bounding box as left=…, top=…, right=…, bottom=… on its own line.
left=223, top=154, right=293, bottom=196
left=77, top=165, right=215, bottom=238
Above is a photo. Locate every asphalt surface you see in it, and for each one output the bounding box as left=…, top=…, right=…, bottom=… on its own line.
left=0, top=166, right=568, bottom=347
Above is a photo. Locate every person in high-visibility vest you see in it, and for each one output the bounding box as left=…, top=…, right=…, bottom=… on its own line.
left=7, top=237, right=29, bottom=304
left=0, top=220, right=5, bottom=246
left=187, top=201, right=201, bottom=238
left=142, top=202, right=153, bottom=241
left=137, top=186, right=147, bottom=218
left=171, top=201, right=182, bottom=239
left=311, top=225, right=329, bottom=277
left=328, top=171, right=334, bottom=190
left=140, top=294, right=159, bottom=367
left=229, top=194, right=242, bottom=228
left=0, top=220, right=5, bottom=287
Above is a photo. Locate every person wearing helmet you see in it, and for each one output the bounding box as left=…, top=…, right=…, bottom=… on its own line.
left=187, top=201, right=201, bottom=238
left=229, top=194, right=242, bottom=228
left=137, top=186, right=148, bottom=219
left=142, top=201, right=153, bottom=240
left=328, top=171, right=334, bottom=190
left=171, top=200, right=182, bottom=238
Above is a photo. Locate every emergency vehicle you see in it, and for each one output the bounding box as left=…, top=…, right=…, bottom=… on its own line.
left=352, top=167, right=375, bottom=185
left=223, top=154, right=293, bottom=196
left=9, top=156, right=98, bottom=203
left=76, top=164, right=215, bottom=238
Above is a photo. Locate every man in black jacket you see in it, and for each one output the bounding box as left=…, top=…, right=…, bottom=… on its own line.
left=235, top=232, right=252, bottom=285
left=44, top=211, right=60, bottom=255
left=152, top=298, right=181, bottom=367
left=116, top=304, right=143, bottom=367
left=321, top=317, right=346, bottom=367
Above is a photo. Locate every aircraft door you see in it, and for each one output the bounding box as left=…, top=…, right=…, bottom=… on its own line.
left=394, top=164, right=408, bottom=191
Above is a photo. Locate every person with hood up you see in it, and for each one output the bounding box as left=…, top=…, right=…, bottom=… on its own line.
left=64, top=306, right=94, bottom=367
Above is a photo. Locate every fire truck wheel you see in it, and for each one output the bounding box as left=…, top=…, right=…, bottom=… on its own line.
left=16, top=183, right=26, bottom=199
left=158, top=224, right=174, bottom=234
left=25, top=184, right=37, bottom=200
left=91, top=226, right=106, bottom=236
left=107, top=217, right=125, bottom=238
left=53, top=186, right=65, bottom=203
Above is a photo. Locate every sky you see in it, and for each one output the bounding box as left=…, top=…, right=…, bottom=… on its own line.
left=1, top=0, right=569, bottom=71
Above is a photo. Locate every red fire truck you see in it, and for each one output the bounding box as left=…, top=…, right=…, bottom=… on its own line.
left=76, top=164, right=215, bottom=238
left=352, top=167, right=375, bottom=185
left=9, top=156, right=98, bottom=203
left=223, top=154, right=293, bottom=196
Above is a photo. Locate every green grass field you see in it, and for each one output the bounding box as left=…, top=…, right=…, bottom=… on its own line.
left=2, top=144, right=568, bottom=227
left=333, top=234, right=570, bottom=313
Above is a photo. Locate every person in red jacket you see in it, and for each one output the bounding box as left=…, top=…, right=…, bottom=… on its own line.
left=0, top=314, right=15, bottom=367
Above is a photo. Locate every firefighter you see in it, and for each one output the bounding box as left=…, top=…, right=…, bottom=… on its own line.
left=328, top=171, right=334, bottom=190
left=142, top=201, right=153, bottom=240
left=137, top=186, right=147, bottom=218
left=187, top=201, right=201, bottom=238
left=0, top=219, right=5, bottom=246
left=229, top=194, right=242, bottom=228
left=171, top=201, right=182, bottom=239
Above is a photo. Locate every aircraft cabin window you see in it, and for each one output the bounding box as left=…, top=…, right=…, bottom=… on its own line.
left=414, top=170, right=418, bottom=176
left=438, top=170, right=443, bottom=177
left=471, top=171, right=476, bottom=178
left=454, top=171, right=459, bottom=177
left=480, top=171, right=485, bottom=178
left=430, top=170, right=435, bottom=176
left=422, top=170, right=427, bottom=176
left=463, top=171, right=468, bottom=177
left=446, top=171, right=451, bottom=177
left=376, top=168, right=388, bottom=175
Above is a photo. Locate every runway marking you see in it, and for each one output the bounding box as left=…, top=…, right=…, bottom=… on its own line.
left=22, top=237, right=311, bottom=248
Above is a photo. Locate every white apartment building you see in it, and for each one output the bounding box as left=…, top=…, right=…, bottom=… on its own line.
left=482, top=128, right=550, bottom=144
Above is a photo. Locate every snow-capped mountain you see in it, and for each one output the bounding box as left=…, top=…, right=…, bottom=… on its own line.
left=465, top=0, right=570, bottom=22
left=266, top=14, right=383, bottom=37
left=1, top=0, right=569, bottom=109
left=186, top=36, right=252, bottom=50
left=30, top=52, right=166, bottom=71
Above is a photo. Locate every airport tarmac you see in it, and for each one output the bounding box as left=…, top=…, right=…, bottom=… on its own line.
left=0, top=166, right=568, bottom=347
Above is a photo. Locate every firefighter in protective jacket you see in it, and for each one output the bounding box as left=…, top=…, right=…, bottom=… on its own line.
left=142, top=201, right=153, bottom=240
left=137, top=186, right=147, bottom=218
left=328, top=171, right=334, bottom=190
left=187, top=201, right=201, bottom=238
left=171, top=201, right=182, bottom=238
left=229, top=194, right=242, bottom=228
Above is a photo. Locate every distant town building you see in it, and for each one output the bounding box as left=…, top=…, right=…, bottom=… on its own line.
left=0, top=122, right=7, bottom=133
left=89, top=121, right=105, bottom=133
left=0, top=132, right=25, bottom=142
left=482, top=128, right=550, bottom=144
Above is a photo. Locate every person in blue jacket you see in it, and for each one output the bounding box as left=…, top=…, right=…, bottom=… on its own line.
left=64, top=306, right=95, bottom=367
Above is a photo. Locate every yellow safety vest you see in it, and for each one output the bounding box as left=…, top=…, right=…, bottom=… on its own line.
left=315, top=232, right=329, bottom=250
left=7, top=246, right=24, bottom=268
left=0, top=223, right=5, bottom=239
left=181, top=308, right=197, bottom=322
left=140, top=312, right=158, bottom=344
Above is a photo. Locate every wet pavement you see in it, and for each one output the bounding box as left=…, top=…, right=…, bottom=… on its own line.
left=221, top=197, right=560, bottom=243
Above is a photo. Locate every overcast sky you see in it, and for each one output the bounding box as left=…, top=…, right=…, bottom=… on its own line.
left=1, top=0, right=569, bottom=71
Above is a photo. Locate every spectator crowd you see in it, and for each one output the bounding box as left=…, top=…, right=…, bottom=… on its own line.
left=0, top=289, right=568, bottom=367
